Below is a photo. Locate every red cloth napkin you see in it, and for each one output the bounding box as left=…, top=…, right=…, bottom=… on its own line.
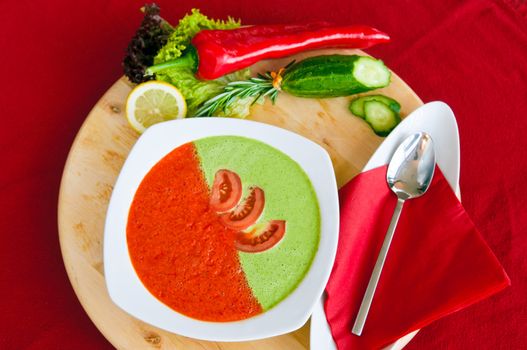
left=324, top=165, right=510, bottom=350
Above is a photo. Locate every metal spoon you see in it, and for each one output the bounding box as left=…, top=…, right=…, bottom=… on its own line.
left=352, top=132, right=436, bottom=336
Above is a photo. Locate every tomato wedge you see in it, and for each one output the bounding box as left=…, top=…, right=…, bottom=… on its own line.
left=210, top=169, right=242, bottom=212
left=220, top=187, right=265, bottom=230
left=235, top=220, right=286, bottom=253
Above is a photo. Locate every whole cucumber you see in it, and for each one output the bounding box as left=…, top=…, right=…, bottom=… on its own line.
left=281, top=55, right=391, bottom=98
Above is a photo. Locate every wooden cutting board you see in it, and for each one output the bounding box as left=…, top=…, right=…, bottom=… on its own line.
left=58, top=49, right=422, bottom=349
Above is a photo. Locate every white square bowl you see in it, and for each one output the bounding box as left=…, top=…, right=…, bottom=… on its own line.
left=104, top=118, right=339, bottom=341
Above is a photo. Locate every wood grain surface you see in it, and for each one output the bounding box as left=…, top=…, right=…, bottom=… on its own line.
left=58, top=49, right=422, bottom=349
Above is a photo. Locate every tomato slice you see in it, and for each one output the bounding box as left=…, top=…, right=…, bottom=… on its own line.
left=220, top=187, right=265, bottom=230
left=210, top=169, right=242, bottom=213
left=235, top=220, right=286, bottom=253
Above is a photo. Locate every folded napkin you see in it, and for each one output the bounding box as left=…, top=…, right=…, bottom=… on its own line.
left=324, top=165, right=510, bottom=350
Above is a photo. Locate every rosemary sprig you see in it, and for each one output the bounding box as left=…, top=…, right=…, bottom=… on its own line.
left=194, top=71, right=281, bottom=117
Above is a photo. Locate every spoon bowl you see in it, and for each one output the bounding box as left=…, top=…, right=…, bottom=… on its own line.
left=387, top=132, right=436, bottom=200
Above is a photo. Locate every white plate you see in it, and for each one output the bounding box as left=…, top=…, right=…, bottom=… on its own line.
left=310, top=101, right=460, bottom=350
left=104, top=118, right=339, bottom=342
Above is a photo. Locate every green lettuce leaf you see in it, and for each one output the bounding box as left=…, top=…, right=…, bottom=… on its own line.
left=154, top=9, right=240, bottom=64
left=156, top=67, right=251, bottom=117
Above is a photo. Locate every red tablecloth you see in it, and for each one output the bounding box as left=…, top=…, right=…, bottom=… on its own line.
left=1, top=0, right=525, bottom=349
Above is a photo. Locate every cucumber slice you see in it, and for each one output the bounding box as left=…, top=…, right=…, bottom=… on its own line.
left=363, top=100, right=401, bottom=136
left=350, top=94, right=401, bottom=118
left=352, top=56, right=391, bottom=89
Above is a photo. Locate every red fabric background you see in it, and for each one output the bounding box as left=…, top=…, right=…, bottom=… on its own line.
left=0, top=0, right=525, bottom=349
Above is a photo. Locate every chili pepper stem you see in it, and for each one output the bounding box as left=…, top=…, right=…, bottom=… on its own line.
left=145, top=45, right=199, bottom=76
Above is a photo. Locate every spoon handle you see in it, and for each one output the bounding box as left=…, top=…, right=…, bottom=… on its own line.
left=352, top=198, right=405, bottom=336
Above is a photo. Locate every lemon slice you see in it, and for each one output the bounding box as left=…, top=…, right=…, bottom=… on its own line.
left=126, top=81, right=187, bottom=133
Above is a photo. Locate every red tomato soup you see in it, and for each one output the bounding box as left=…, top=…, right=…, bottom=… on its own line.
left=126, top=143, right=262, bottom=321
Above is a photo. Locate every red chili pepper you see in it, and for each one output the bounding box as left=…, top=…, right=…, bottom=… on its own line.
left=191, top=22, right=390, bottom=80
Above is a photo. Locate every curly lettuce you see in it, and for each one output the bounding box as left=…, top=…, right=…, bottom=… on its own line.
left=154, top=9, right=240, bottom=64
left=123, top=4, right=174, bottom=83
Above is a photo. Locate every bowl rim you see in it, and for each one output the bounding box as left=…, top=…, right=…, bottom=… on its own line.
left=103, top=118, right=339, bottom=341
